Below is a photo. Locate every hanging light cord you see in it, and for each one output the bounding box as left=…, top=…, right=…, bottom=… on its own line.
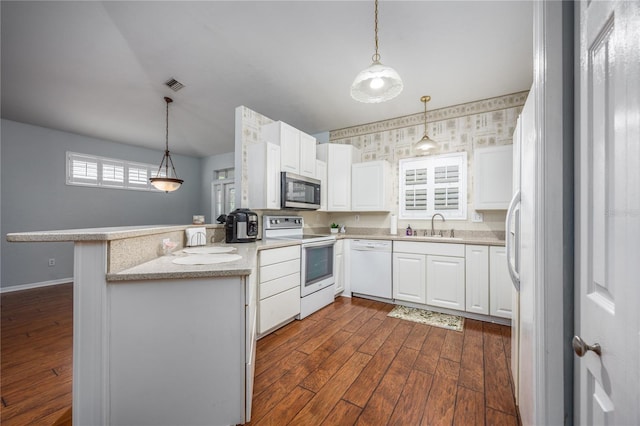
left=423, top=97, right=427, bottom=130
left=422, top=95, right=431, bottom=137
left=164, top=97, right=170, bottom=176
left=372, top=0, right=380, bottom=62
left=155, top=97, right=180, bottom=179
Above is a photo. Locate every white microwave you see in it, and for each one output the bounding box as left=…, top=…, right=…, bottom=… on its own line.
left=280, top=172, right=321, bottom=210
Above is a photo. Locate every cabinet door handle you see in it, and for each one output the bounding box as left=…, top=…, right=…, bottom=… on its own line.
left=505, top=190, right=521, bottom=292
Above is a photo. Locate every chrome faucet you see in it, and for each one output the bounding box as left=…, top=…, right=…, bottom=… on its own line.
left=431, top=213, right=445, bottom=236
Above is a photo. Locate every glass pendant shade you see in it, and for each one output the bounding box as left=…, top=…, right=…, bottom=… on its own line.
left=351, top=60, right=404, bottom=103
left=150, top=176, right=183, bottom=192
left=351, top=0, right=402, bottom=103
left=415, top=95, right=437, bottom=152
left=150, top=97, right=183, bottom=192
left=415, top=134, right=438, bottom=152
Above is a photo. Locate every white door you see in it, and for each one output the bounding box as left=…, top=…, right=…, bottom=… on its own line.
left=392, top=252, right=426, bottom=304
left=426, top=255, right=465, bottom=311
left=465, top=245, right=489, bottom=315
left=575, top=1, right=640, bottom=424
left=489, top=246, right=512, bottom=319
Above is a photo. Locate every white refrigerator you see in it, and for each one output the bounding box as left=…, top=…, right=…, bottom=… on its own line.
left=506, top=84, right=536, bottom=425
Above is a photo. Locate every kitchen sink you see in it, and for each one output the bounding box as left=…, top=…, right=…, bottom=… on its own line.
left=419, top=236, right=463, bottom=241
left=172, top=253, right=242, bottom=265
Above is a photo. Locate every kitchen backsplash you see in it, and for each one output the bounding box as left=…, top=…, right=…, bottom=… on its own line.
left=238, top=91, right=528, bottom=236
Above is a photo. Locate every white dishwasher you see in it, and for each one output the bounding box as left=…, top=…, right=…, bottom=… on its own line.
left=350, top=239, right=392, bottom=299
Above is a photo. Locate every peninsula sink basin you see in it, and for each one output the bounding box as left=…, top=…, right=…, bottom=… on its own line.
left=172, top=253, right=242, bottom=265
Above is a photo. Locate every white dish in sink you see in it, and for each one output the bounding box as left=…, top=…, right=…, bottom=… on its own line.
left=182, top=246, right=236, bottom=254
left=172, top=254, right=242, bottom=265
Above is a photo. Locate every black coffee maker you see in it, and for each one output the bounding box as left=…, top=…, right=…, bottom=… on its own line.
left=225, top=209, right=258, bottom=243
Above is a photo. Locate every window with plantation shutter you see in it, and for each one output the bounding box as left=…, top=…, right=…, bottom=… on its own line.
left=66, top=152, right=165, bottom=192
left=399, top=153, right=467, bottom=220
left=67, top=153, right=99, bottom=186
left=101, top=160, right=125, bottom=187
left=127, top=164, right=150, bottom=189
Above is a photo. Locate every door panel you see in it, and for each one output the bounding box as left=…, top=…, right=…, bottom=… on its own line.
left=576, top=1, right=640, bottom=424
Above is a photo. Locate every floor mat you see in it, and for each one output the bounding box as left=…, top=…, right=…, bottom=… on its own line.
left=388, top=305, right=464, bottom=331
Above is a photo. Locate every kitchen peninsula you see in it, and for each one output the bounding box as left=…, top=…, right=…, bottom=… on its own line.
left=8, top=223, right=510, bottom=425
left=6, top=225, right=261, bottom=426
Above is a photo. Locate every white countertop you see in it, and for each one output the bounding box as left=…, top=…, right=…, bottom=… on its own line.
left=6, top=224, right=221, bottom=242
left=335, top=233, right=505, bottom=246
left=6, top=225, right=504, bottom=282
left=106, top=238, right=304, bottom=281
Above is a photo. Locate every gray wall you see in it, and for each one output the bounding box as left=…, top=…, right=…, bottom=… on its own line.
left=1, top=119, right=202, bottom=289
left=201, top=151, right=234, bottom=223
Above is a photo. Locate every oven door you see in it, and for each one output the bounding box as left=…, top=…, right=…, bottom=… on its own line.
left=281, top=172, right=321, bottom=210
left=300, top=240, right=335, bottom=297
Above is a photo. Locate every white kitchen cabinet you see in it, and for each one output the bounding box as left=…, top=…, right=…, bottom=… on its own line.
left=393, top=252, right=426, bottom=304
left=393, top=241, right=465, bottom=308
left=465, top=245, right=489, bottom=315
left=489, top=246, right=513, bottom=319
left=247, top=142, right=281, bottom=210
left=351, top=160, right=392, bottom=211
left=109, top=276, right=246, bottom=425
left=316, top=160, right=328, bottom=211
left=316, top=143, right=361, bottom=211
left=474, top=145, right=513, bottom=210
left=245, top=265, right=257, bottom=421
left=258, top=245, right=301, bottom=335
left=262, top=121, right=316, bottom=178
left=334, top=239, right=344, bottom=295
left=299, top=132, right=317, bottom=177
left=426, top=255, right=466, bottom=311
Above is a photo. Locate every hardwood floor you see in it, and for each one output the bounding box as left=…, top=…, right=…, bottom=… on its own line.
left=0, top=283, right=73, bottom=426
left=0, top=284, right=519, bottom=425
left=249, top=296, right=519, bottom=426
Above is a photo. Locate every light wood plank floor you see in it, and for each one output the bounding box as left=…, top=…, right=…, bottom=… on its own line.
left=1, top=284, right=520, bottom=425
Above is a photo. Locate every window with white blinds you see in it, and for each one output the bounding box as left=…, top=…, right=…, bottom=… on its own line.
left=399, top=152, right=467, bottom=220
left=66, top=152, right=164, bottom=192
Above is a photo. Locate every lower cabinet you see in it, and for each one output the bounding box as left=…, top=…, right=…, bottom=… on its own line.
left=426, top=255, right=466, bottom=310
left=489, top=246, right=513, bottom=319
left=258, top=245, right=301, bottom=335
left=465, top=245, right=489, bottom=315
left=393, top=252, right=426, bottom=304
left=391, top=241, right=510, bottom=321
left=334, top=239, right=344, bottom=295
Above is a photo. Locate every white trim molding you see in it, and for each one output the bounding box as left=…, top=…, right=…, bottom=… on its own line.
left=0, top=277, right=73, bottom=293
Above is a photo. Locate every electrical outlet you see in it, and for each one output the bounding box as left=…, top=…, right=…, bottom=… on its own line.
left=354, top=215, right=360, bottom=222
left=471, top=212, right=484, bottom=223
left=48, top=258, right=55, bottom=267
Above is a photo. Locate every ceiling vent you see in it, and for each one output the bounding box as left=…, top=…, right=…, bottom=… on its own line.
left=165, top=78, right=185, bottom=92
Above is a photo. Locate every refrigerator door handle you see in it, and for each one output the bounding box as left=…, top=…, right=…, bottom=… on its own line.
left=506, top=190, right=521, bottom=291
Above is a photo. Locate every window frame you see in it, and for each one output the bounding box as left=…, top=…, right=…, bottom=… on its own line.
left=66, top=151, right=166, bottom=192
left=398, top=152, right=467, bottom=220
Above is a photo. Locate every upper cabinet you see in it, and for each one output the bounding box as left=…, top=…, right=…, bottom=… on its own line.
left=473, top=145, right=513, bottom=210
left=351, top=160, right=392, bottom=212
left=316, top=143, right=361, bottom=211
left=262, top=121, right=316, bottom=178
left=315, top=160, right=328, bottom=212
left=247, top=142, right=281, bottom=210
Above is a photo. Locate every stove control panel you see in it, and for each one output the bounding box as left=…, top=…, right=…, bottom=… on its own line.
left=263, top=215, right=303, bottom=231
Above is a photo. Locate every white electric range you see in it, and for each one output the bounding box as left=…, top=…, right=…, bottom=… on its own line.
left=263, top=215, right=336, bottom=318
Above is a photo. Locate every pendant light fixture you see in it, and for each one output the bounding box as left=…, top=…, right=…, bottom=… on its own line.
left=415, top=95, right=438, bottom=152
left=150, top=96, right=183, bottom=192
left=350, top=0, right=403, bottom=103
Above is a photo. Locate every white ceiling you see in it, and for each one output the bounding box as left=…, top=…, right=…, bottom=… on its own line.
left=1, top=1, right=533, bottom=158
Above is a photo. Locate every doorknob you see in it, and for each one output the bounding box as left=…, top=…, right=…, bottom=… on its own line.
left=572, top=336, right=602, bottom=357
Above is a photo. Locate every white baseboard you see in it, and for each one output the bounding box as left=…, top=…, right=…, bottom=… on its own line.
left=1, top=278, right=73, bottom=293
